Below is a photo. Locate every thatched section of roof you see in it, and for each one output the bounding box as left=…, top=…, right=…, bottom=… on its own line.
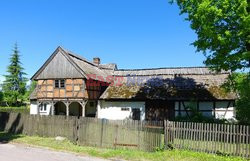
left=69, top=55, right=110, bottom=80
left=113, top=67, right=229, bottom=76
left=100, top=84, right=236, bottom=100
left=29, top=86, right=38, bottom=100
left=100, top=75, right=237, bottom=100
left=99, top=63, right=117, bottom=70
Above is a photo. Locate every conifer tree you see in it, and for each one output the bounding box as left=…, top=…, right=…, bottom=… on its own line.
left=2, top=44, right=27, bottom=106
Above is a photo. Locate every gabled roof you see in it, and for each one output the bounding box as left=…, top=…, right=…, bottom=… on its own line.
left=31, top=46, right=236, bottom=101
left=31, top=47, right=86, bottom=80
left=31, top=46, right=110, bottom=82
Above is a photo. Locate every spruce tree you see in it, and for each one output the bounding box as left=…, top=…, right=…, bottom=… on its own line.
left=0, top=91, right=3, bottom=103
left=2, top=44, right=27, bottom=106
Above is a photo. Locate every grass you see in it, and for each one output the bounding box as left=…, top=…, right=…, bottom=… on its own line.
left=0, top=132, right=247, bottom=161
left=173, top=138, right=250, bottom=155
left=0, top=106, right=29, bottom=113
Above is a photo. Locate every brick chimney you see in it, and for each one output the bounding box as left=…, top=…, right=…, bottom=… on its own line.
left=93, top=57, right=100, bottom=65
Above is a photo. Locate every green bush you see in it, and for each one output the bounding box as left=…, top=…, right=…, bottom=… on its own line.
left=0, top=106, right=29, bottom=113
left=0, top=91, right=3, bottom=102
left=174, top=115, right=229, bottom=124
left=174, top=101, right=230, bottom=124
left=224, top=73, right=250, bottom=125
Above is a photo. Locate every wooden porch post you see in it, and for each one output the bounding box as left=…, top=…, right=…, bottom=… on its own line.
left=37, top=101, right=41, bottom=115
left=51, top=101, right=55, bottom=115
left=65, top=102, right=69, bottom=116
left=80, top=100, right=88, bottom=117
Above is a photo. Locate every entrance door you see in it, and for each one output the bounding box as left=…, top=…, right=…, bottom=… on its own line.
left=85, top=101, right=97, bottom=117
left=132, top=108, right=141, bottom=120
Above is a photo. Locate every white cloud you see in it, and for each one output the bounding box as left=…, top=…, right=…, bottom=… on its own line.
left=26, top=80, right=31, bottom=86
left=0, top=75, right=3, bottom=90
left=0, top=75, right=4, bottom=84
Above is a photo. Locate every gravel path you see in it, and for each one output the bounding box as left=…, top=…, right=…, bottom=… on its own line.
left=0, top=143, right=109, bottom=161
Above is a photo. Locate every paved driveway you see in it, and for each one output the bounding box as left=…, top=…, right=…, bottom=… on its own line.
left=0, top=143, right=109, bottom=161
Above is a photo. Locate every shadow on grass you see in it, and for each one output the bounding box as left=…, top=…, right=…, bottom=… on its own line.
left=0, top=132, right=24, bottom=144
left=0, top=112, right=24, bottom=144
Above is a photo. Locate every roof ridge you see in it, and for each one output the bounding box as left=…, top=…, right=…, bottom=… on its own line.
left=58, top=47, right=212, bottom=72
left=59, top=46, right=100, bottom=67
left=116, top=66, right=211, bottom=71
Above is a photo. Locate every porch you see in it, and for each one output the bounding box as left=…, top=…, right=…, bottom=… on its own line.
left=36, top=100, right=98, bottom=117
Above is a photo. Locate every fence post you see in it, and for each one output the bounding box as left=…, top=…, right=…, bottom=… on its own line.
left=100, top=119, right=104, bottom=147
left=236, top=125, right=241, bottom=156
left=164, top=119, right=169, bottom=149
left=114, top=124, right=119, bottom=149
left=74, top=117, right=79, bottom=144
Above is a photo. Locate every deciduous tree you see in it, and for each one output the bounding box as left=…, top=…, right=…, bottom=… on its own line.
left=224, top=73, right=250, bottom=124
left=172, top=0, right=250, bottom=71
left=172, top=0, right=250, bottom=124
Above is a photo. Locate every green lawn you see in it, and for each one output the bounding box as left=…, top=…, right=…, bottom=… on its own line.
left=173, top=138, right=250, bottom=156
left=0, top=132, right=247, bottom=161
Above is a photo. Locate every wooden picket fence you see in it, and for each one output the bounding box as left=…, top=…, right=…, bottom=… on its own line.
left=0, top=112, right=78, bottom=141
left=164, top=120, right=250, bottom=158
left=76, top=117, right=163, bottom=151
left=0, top=112, right=163, bottom=151
left=0, top=112, right=249, bottom=158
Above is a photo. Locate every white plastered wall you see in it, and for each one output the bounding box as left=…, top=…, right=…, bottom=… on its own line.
left=30, top=102, right=51, bottom=116
left=215, top=101, right=235, bottom=120
left=30, top=101, right=38, bottom=115
left=97, top=101, right=145, bottom=120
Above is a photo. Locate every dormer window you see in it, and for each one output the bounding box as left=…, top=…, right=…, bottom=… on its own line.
left=55, top=80, right=65, bottom=88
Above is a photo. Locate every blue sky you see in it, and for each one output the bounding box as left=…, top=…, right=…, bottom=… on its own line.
left=0, top=0, right=206, bottom=82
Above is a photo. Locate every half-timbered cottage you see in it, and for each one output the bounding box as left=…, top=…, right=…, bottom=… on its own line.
left=30, top=46, right=237, bottom=121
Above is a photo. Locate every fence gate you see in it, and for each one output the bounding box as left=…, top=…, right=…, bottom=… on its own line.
left=76, top=118, right=163, bottom=151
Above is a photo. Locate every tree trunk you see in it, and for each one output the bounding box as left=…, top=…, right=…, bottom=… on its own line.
left=246, top=0, right=250, bottom=67
left=246, top=43, right=250, bottom=67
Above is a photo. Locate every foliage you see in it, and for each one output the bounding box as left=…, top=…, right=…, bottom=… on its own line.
left=185, top=101, right=203, bottom=119
left=2, top=44, right=28, bottom=106
left=154, top=143, right=166, bottom=152
left=0, top=106, right=29, bottom=113
left=171, top=0, right=250, bottom=72
left=175, top=101, right=230, bottom=123
left=0, top=132, right=245, bottom=161
left=175, top=115, right=229, bottom=124
left=224, top=73, right=250, bottom=124
left=171, top=0, right=250, bottom=124
left=23, top=81, right=37, bottom=101
left=0, top=91, right=3, bottom=102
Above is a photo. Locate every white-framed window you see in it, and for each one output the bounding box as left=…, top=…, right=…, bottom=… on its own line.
left=39, top=103, right=47, bottom=112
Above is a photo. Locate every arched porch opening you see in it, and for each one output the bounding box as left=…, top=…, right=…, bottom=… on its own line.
left=69, top=102, right=82, bottom=117
left=54, top=102, right=66, bottom=115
